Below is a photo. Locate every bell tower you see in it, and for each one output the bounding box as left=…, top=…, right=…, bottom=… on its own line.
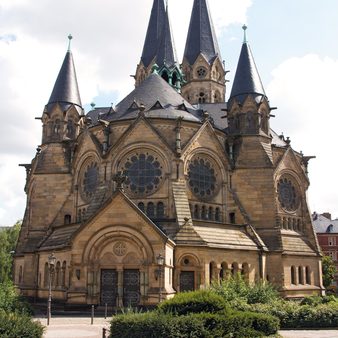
left=181, top=0, right=226, bottom=104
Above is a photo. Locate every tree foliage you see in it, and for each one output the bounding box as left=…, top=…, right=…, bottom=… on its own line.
left=0, top=220, right=21, bottom=283
left=322, top=255, right=337, bottom=288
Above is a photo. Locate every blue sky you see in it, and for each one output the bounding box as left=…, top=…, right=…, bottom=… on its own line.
left=0, top=0, right=338, bottom=226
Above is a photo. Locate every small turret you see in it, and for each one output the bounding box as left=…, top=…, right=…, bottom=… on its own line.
left=228, top=26, right=270, bottom=136
left=42, top=35, right=82, bottom=144
left=181, top=0, right=226, bottom=104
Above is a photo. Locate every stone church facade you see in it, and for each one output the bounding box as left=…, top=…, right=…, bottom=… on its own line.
left=14, top=0, right=324, bottom=306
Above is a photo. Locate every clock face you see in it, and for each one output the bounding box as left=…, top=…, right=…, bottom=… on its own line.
left=277, top=177, right=299, bottom=212
left=188, top=156, right=218, bottom=200
left=196, top=67, right=207, bottom=79
left=120, top=151, right=164, bottom=196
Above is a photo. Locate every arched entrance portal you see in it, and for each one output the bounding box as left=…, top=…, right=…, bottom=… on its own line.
left=84, top=227, right=154, bottom=307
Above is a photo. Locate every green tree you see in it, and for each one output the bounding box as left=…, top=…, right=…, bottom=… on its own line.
left=0, top=221, right=21, bottom=283
left=322, top=255, right=337, bottom=288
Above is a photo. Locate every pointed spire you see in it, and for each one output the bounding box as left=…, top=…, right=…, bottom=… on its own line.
left=47, top=36, right=82, bottom=110
left=183, top=0, right=221, bottom=65
left=155, top=2, right=178, bottom=68
left=230, top=26, right=266, bottom=101
left=140, top=0, right=166, bottom=68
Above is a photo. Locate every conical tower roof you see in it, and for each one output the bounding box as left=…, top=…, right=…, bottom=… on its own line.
left=47, top=41, right=82, bottom=110
left=155, top=4, right=178, bottom=68
left=230, top=26, right=266, bottom=102
left=183, top=0, right=221, bottom=65
left=140, top=0, right=166, bottom=68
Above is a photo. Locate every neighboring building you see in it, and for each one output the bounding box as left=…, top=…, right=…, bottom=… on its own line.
left=14, top=0, right=324, bottom=306
left=313, top=212, right=338, bottom=288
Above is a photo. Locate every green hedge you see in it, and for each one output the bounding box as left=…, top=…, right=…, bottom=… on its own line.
left=243, top=299, right=338, bottom=329
left=110, top=310, right=279, bottom=338
left=0, top=310, right=44, bottom=338
left=158, top=290, right=227, bottom=315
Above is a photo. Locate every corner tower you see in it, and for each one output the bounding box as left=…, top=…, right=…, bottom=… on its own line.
left=42, top=35, right=83, bottom=145
left=181, top=0, right=226, bottom=104
left=227, top=26, right=270, bottom=137
left=135, top=0, right=183, bottom=91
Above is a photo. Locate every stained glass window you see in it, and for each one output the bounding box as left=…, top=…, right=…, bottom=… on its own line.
left=277, top=177, right=299, bottom=211
left=122, top=152, right=163, bottom=196
left=82, top=162, right=98, bottom=201
left=188, top=157, right=217, bottom=199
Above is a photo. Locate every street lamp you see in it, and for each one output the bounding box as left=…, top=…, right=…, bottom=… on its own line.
left=47, top=253, right=56, bottom=326
left=155, top=254, right=165, bottom=303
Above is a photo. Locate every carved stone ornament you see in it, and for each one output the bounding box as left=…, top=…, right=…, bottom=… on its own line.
left=113, top=241, right=127, bottom=256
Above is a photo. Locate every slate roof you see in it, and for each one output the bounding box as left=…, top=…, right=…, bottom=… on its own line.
left=155, top=5, right=178, bottom=68
left=47, top=50, right=82, bottom=111
left=281, top=235, right=316, bottom=254
left=140, top=0, right=166, bottom=67
left=196, top=102, right=228, bottom=130
left=87, top=73, right=202, bottom=124
left=313, top=214, right=338, bottom=233
left=230, top=41, right=266, bottom=103
left=183, top=0, right=221, bottom=65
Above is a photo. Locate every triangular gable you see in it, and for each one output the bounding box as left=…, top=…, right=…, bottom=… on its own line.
left=181, top=121, right=231, bottom=168
left=274, top=147, right=309, bottom=184
left=149, top=100, right=164, bottom=110
left=107, top=116, right=175, bottom=157
left=71, top=189, right=172, bottom=245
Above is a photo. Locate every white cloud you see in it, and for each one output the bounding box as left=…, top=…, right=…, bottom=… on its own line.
left=268, top=54, right=338, bottom=218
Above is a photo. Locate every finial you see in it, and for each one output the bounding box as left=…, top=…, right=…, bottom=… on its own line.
left=242, top=25, right=248, bottom=43
left=67, top=34, right=73, bottom=51
left=165, top=0, right=169, bottom=10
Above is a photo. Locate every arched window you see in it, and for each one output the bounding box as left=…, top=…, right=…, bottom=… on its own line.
left=298, top=266, right=304, bottom=285
left=305, top=266, right=311, bottom=285
left=201, top=206, right=207, bottom=220
left=172, top=72, right=178, bottom=86
left=231, top=262, right=239, bottom=276
left=194, top=205, right=199, bottom=219
left=138, top=202, right=145, bottom=213
left=157, top=202, right=164, bottom=218
left=215, top=208, right=221, bottom=222
left=209, top=262, right=217, bottom=283
left=198, top=92, right=206, bottom=104
left=64, top=214, right=71, bottom=225
left=66, top=120, right=75, bottom=139
left=208, top=207, right=213, bottom=221
left=61, top=261, right=66, bottom=287
left=44, top=262, right=49, bottom=288
left=53, top=119, right=61, bottom=135
left=147, top=202, right=155, bottom=218
left=291, top=266, right=296, bottom=285
left=220, top=262, right=228, bottom=280
left=55, top=261, right=61, bottom=287
left=161, top=71, right=169, bottom=83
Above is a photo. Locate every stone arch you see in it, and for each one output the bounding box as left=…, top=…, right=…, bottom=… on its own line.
left=220, top=262, right=230, bottom=280
left=291, top=266, right=296, bottom=285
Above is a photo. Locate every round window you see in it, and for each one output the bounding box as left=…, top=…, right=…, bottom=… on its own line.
left=188, top=156, right=218, bottom=199
left=81, top=161, right=99, bottom=202
left=120, top=152, right=164, bottom=196
left=197, top=67, right=207, bottom=79
left=277, top=177, right=299, bottom=212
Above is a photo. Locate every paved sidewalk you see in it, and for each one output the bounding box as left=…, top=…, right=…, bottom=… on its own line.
left=35, top=316, right=111, bottom=338
left=279, top=330, right=338, bottom=338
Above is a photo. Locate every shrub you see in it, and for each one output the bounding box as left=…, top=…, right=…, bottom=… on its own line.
left=158, top=289, right=227, bottom=315
left=211, top=275, right=278, bottom=305
left=110, top=309, right=279, bottom=338
left=0, top=310, right=44, bottom=338
left=0, top=282, right=33, bottom=315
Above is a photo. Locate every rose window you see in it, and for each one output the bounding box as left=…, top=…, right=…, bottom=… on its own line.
left=121, top=152, right=163, bottom=196
left=197, top=67, right=207, bottom=79
left=277, top=177, right=299, bottom=212
left=188, top=156, right=217, bottom=199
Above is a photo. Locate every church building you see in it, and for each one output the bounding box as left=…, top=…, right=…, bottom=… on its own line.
left=14, top=0, right=324, bottom=307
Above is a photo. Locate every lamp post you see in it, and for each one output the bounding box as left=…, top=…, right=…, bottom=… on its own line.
left=47, top=253, right=56, bottom=326
left=156, top=254, right=165, bottom=303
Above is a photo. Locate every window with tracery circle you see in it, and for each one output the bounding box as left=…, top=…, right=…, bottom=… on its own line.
left=197, top=67, right=207, bottom=79
left=81, top=161, right=99, bottom=202
left=120, top=151, right=164, bottom=196
left=277, top=176, right=299, bottom=212
left=188, top=156, right=218, bottom=199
